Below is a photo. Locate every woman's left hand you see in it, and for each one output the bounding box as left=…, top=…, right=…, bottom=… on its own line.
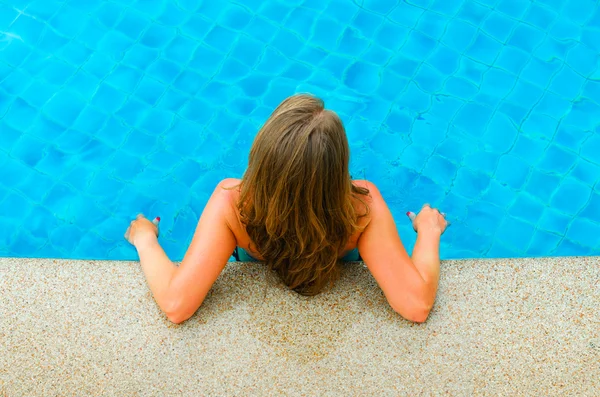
left=124, top=214, right=160, bottom=248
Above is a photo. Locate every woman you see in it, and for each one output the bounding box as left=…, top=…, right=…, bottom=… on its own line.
left=125, top=94, right=447, bottom=324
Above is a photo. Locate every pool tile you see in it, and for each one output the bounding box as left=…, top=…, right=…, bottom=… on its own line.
left=565, top=218, right=600, bottom=249
left=494, top=46, right=529, bottom=75
left=511, top=135, right=547, bottom=161
left=582, top=80, right=600, bottom=104
left=570, top=160, right=600, bottom=187
left=48, top=5, right=86, bottom=38
left=421, top=155, right=458, bottom=185
left=34, top=147, right=72, bottom=178
left=3, top=98, right=38, bottom=131
left=270, top=29, right=304, bottom=58
left=580, top=192, right=600, bottom=222
left=0, top=3, right=18, bottom=29
left=10, top=14, right=46, bottom=45
left=550, top=18, right=582, bottom=41
left=564, top=99, right=600, bottom=132
left=563, top=0, right=596, bottom=25
left=73, top=231, right=115, bottom=259
left=312, top=16, right=346, bottom=51
left=463, top=151, right=500, bottom=175
left=12, top=230, right=47, bottom=255
left=567, top=43, right=598, bottom=77
left=115, top=98, right=152, bottom=127
left=581, top=27, right=600, bottom=51
left=231, top=36, right=265, bottom=68
left=141, top=24, right=177, bottom=49
left=481, top=112, right=518, bottom=152
left=188, top=44, right=223, bottom=76
left=482, top=12, right=517, bottom=43
left=105, top=65, right=143, bottom=92
left=556, top=239, right=594, bottom=256
left=82, top=52, right=114, bottom=79
left=496, top=216, right=535, bottom=253
left=388, top=2, right=425, bottom=27
left=402, top=30, right=438, bottom=59
left=457, top=1, right=492, bottom=25
left=580, top=134, right=600, bottom=165
left=534, top=92, right=571, bottom=118
left=494, top=154, right=531, bottom=190
left=486, top=240, right=521, bottom=258
left=496, top=0, right=530, bottom=19
left=427, top=45, right=460, bottom=75
left=523, top=3, right=557, bottom=29
left=505, top=80, right=544, bottom=110
left=526, top=229, right=562, bottom=256
left=538, top=145, right=577, bottom=175
left=351, top=9, right=384, bottom=37
left=453, top=102, right=494, bottom=135
left=520, top=57, right=561, bottom=89
left=444, top=76, right=478, bottom=100
left=464, top=202, right=504, bottom=237
left=465, top=32, right=503, bottom=64
left=549, top=66, right=586, bottom=98
left=524, top=170, right=560, bottom=204
left=453, top=167, right=490, bottom=198
left=413, top=63, right=444, bottom=93
left=96, top=2, right=125, bottom=28
left=173, top=70, right=207, bottom=93
left=376, top=21, right=410, bottom=52
left=121, top=129, right=159, bottom=157
left=498, top=101, right=529, bottom=125
left=10, top=134, right=46, bottom=168
left=2, top=69, right=32, bottom=96
left=416, top=11, right=448, bottom=40
left=441, top=19, right=478, bottom=52
left=163, top=35, right=197, bottom=64
left=72, top=106, right=108, bottom=135
left=157, top=2, right=188, bottom=26
left=550, top=178, right=592, bottom=216
left=508, top=193, right=545, bottom=224
left=482, top=180, right=516, bottom=208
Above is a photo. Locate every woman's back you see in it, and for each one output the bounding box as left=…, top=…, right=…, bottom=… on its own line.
left=221, top=178, right=372, bottom=262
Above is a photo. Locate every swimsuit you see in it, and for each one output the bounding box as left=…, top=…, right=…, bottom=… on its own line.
left=232, top=247, right=362, bottom=262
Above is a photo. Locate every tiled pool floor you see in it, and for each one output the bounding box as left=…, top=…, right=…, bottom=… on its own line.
left=0, top=0, right=599, bottom=259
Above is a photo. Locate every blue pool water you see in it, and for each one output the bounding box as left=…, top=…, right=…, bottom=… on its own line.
left=0, top=0, right=599, bottom=260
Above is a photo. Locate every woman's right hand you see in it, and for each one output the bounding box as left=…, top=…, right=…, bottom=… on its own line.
left=407, top=204, right=448, bottom=235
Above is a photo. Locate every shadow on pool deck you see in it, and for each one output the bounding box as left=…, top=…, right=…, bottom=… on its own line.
left=1, top=257, right=598, bottom=396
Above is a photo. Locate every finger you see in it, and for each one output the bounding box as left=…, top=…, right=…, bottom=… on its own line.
left=136, top=214, right=145, bottom=220
left=152, top=216, right=161, bottom=226
left=406, top=211, right=417, bottom=221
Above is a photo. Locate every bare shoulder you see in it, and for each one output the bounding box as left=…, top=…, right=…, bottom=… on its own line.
left=351, top=179, right=385, bottom=211
left=211, top=178, right=241, bottom=221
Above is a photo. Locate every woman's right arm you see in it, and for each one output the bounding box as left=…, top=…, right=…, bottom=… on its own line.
left=356, top=182, right=447, bottom=323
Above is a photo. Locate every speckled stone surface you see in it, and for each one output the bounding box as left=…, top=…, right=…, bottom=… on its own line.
left=1, top=257, right=598, bottom=396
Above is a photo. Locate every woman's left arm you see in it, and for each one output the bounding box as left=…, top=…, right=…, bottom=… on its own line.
left=125, top=180, right=238, bottom=323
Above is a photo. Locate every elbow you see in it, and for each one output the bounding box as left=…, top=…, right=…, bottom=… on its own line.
left=163, top=298, right=194, bottom=325
left=166, top=311, right=190, bottom=324
left=390, top=296, right=434, bottom=324
left=404, top=304, right=432, bottom=323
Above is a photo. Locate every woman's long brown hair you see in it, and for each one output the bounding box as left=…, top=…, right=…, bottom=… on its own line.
left=238, top=94, right=370, bottom=296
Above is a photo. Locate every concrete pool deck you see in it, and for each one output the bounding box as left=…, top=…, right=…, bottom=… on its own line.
left=1, top=257, right=598, bottom=396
